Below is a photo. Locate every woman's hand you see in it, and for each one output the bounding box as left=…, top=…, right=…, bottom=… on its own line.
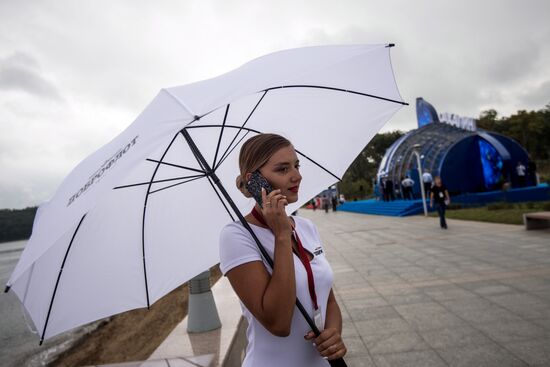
left=304, top=328, right=347, bottom=360
left=261, top=188, right=291, bottom=239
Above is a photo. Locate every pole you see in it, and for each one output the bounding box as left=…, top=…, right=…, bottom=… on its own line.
left=413, top=150, right=428, bottom=216
left=181, top=128, right=347, bottom=367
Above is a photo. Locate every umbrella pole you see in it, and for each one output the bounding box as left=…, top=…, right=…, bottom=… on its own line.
left=182, top=129, right=347, bottom=366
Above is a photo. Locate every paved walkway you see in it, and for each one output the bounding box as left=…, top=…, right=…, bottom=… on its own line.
left=300, top=209, right=550, bottom=367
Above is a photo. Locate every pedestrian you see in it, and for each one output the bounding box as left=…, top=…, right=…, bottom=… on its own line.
left=422, top=170, right=433, bottom=197
left=430, top=176, right=450, bottom=229
left=220, top=133, right=347, bottom=366
left=311, top=198, right=317, bottom=211
left=331, top=196, right=338, bottom=211
left=386, top=177, right=395, bottom=201
left=401, top=175, right=415, bottom=200
left=323, top=195, right=330, bottom=213
left=516, top=161, right=526, bottom=188
left=381, top=177, right=388, bottom=202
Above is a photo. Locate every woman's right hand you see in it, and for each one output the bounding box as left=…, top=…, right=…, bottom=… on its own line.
left=261, top=188, right=292, bottom=238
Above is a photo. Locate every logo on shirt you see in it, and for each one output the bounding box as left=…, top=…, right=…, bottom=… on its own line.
left=313, top=246, right=323, bottom=256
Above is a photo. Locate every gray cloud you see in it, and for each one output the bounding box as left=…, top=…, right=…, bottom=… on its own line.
left=0, top=52, right=63, bottom=101
left=520, top=80, right=550, bottom=109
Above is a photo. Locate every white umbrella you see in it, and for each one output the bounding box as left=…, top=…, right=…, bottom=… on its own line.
left=5, top=45, right=406, bottom=349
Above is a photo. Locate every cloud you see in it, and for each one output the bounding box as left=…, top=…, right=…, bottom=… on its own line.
left=519, top=80, right=550, bottom=109
left=0, top=52, right=63, bottom=101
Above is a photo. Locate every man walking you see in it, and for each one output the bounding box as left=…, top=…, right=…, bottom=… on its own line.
left=430, top=176, right=450, bottom=229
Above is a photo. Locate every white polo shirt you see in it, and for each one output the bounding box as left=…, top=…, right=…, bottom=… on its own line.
left=219, top=216, right=333, bottom=367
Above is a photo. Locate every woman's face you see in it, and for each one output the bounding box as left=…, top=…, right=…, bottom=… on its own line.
left=435, top=177, right=442, bottom=186
left=256, top=145, right=302, bottom=203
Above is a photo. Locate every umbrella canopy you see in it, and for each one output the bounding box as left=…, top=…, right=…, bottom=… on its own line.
left=6, top=44, right=406, bottom=342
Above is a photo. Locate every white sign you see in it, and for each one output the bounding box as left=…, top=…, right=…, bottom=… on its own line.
left=439, top=112, right=477, bottom=131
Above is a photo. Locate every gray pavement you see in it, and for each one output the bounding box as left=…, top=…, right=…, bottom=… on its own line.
left=300, top=209, right=550, bottom=367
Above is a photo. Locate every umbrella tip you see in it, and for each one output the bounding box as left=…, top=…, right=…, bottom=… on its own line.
left=386, top=43, right=395, bottom=48
left=4, top=285, right=10, bottom=293
left=39, top=339, right=44, bottom=346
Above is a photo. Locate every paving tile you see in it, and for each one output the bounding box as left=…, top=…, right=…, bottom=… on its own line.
left=504, top=339, right=550, bottom=366
left=341, top=355, right=376, bottom=367
left=394, top=302, right=464, bottom=331
left=344, top=296, right=389, bottom=309
left=383, top=290, right=433, bottom=306
left=363, top=330, right=431, bottom=354
left=343, top=335, right=370, bottom=356
left=355, top=318, right=413, bottom=337
left=349, top=305, right=401, bottom=322
left=372, top=350, right=447, bottom=367
left=486, top=293, right=550, bottom=319
left=420, top=284, right=478, bottom=301
left=437, top=343, right=528, bottom=367
left=419, top=325, right=494, bottom=349
left=473, top=321, right=547, bottom=343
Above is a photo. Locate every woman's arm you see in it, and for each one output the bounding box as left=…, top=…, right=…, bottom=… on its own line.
left=445, top=189, right=451, bottom=204
left=305, top=289, right=347, bottom=360
left=226, top=188, right=296, bottom=337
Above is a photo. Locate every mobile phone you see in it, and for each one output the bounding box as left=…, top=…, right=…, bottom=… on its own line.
left=245, top=170, right=273, bottom=208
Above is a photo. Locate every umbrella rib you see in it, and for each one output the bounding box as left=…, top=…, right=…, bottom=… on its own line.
left=215, top=91, right=268, bottom=170
left=263, top=84, right=408, bottom=106
left=146, top=159, right=205, bottom=174
left=179, top=130, right=235, bottom=221
left=149, top=175, right=206, bottom=195
left=185, top=124, right=341, bottom=181
left=214, top=129, right=252, bottom=171
left=40, top=213, right=86, bottom=345
left=212, top=104, right=230, bottom=169
left=294, top=149, right=342, bottom=181
left=114, top=174, right=206, bottom=190
left=141, top=130, right=187, bottom=308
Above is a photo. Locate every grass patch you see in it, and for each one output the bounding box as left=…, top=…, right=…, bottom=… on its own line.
left=429, top=201, right=550, bottom=225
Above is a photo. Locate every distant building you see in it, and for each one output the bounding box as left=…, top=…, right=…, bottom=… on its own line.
left=377, top=98, right=536, bottom=196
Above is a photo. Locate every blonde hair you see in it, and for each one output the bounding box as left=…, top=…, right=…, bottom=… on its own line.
left=236, top=133, right=292, bottom=197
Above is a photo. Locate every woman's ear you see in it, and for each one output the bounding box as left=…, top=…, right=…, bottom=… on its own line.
left=244, top=172, right=252, bottom=183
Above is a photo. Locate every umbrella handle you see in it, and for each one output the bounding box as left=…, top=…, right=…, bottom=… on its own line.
left=329, top=358, right=348, bottom=367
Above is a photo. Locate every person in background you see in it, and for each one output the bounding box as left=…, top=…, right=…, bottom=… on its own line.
left=401, top=175, right=415, bottom=200
left=331, top=195, right=338, bottom=211
left=516, top=161, right=526, bottom=188
left=430, top=176, right=450, bottom=229
left=422, top=170, right=433, bottom=197
left=386, top=177, right=395, bottom=201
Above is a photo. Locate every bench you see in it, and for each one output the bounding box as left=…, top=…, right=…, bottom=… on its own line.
left=523, top=211, right=550, bottom=230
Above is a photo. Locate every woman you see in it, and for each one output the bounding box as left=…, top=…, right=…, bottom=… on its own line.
left=430, top=176, right=450, bottom=229
left=219, top=134, right=347, bottom=366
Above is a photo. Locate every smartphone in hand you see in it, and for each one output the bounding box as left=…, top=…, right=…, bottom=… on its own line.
left=246, top=170, right=273, bottom=208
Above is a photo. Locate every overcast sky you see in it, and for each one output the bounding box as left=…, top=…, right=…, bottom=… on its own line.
left=1, top=0, right=549, bottom=209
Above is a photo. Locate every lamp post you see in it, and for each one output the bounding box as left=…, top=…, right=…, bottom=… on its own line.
left=412, top=144, right=428, bottom=216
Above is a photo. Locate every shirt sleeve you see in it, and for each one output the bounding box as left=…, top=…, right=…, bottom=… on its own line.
left=219, top=223, right=263, bottom=275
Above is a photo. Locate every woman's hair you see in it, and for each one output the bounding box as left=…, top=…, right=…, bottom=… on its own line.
left=236, top=133, right=292, bottom=197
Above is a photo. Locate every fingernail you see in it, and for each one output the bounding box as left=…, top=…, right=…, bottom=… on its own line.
left=323, top=357, right=328, bottom=360
left=312, top=343, right=316, bottom=347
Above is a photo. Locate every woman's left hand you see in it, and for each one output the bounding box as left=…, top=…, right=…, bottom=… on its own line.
left=304, top=328, right=347, bottom=360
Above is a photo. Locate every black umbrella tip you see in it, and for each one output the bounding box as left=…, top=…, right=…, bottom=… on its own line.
left=386, top=43, right=395, bottom=48
left=39, top=339, right=44, bottom=346
left=4, top=285, right=10, bottom=293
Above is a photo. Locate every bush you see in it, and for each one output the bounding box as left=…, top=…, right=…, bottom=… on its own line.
left=542, top=202, right=550, bottom=211
left=524, top=201, right=536, bottom=209
left=487, top=202, right=514, bottom=211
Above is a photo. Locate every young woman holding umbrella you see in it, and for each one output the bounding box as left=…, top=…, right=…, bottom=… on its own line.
left=219, top=133, right=347, bottom=366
